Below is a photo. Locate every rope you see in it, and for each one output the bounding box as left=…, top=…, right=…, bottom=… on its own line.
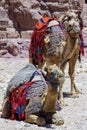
left=47, top=70, right=59, bottom=88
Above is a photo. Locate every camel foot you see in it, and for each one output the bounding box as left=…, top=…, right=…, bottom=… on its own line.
left=36, top=117, right=46, bottom=126
left=70, top=93, right=79, bottom=98
left=1, top=97, right=10, bottom=118
left=25, top=114, right=46, bottom=126
left=52, top=113, right=64, bottom=125
left=75, top=89, right=81, bottom=94
left=59, top=100, right=68, bottom=107
left=25, top=117, right=46, bottom=126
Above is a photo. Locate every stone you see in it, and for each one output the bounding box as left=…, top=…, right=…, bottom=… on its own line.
left=0, top=0, right=84, bottom=42
left=2, top=0, right=84, bottom=31
left=0, top=41, right=7, bottom=50
left=0, top=31, right=7, bottom=38
left=46, top=2, right=68, bottom=12
left=0, top=49, right=8, bottom=56
left=21, top=31, right=33, bottom=39
left=0, top=20, right=8, bottom=30
left=0, top=7, right=9, bottom=30
left=7, top=42, right=19, bottom=56
left=7, top=29, right=20, bottom=38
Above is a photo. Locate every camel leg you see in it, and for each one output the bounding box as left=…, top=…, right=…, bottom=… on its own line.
left=1, top=97, right=10, bottom=118
left=25, top=113, right=46, bottom=126
left=45, top=112, right=64, bottom=125
left=69, top=54, right=81, bottom=96
left=59, top=63, right=67, bottom=106
left=58, top=85, right=65, bottom=106
left=52, top=112, right=64, bottom=125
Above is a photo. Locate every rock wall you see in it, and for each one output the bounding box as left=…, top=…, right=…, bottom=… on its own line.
left=0, top=0, right=86, bottom=57
left=1, top=0, right=84, bottom=31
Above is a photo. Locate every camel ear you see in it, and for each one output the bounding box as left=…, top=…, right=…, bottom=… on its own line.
left=41, top=67, right=47, bottom=76
left=54, top=64, right=56, bottom=67
left=41, top=69, right=47, bottom=76
left=43, top=66, right=48, bottom=73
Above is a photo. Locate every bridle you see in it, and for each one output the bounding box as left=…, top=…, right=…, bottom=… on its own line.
left=67, top=24, right=80, bottom=40
left=47, top=70, right=59, bottom=89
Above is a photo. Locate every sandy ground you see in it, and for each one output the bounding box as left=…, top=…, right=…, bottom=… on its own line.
left=0, top=48, right=87, bottom=130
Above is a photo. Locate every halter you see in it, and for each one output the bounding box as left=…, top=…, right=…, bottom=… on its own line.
left=47, top=70, right=59, bottom=88
left=67, top=26, right=79, bottom=40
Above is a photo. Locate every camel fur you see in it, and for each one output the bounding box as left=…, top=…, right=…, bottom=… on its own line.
left=25, top=64, right=65, bottom=125
left=29, top=11, right=81, bottom=106
left=1, top=64, right=64, bottom=126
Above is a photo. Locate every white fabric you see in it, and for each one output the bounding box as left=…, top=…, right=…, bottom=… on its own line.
left=47, top=20, right=59, bottom=28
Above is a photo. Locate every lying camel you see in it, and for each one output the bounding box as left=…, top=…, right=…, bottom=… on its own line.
left=29, top=11, right=81, bottom=106
left=1, top=63, right=64, bottom=126
left=25, top=64, right=65, bottom=125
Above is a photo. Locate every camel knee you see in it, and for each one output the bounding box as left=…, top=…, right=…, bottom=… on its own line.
left=1, top=97, right=10, bottom=118
left=25, top=113, right=46, bottom=126
left=52, top=113, right=64, bottom=125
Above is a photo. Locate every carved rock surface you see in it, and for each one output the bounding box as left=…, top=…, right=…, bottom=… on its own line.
left=1, top=0, right=84, bottom=31
left=7, top=42, right=19, bottom=56
left=0, top=0, right=86, bottom=56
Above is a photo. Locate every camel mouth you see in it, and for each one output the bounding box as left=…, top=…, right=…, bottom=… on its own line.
left=67, top=25, right=80, bottom=38
left=73, top=26, right=80, bottom=34
left=44, top=64, right=65, bottom=88
left=68, top=30, right=79, bottom=38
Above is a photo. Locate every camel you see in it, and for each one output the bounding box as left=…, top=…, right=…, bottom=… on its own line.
left=25, top=64, right=65, bottom=125
left=29, top=11, right=81, bottom=106
left=1, top=63, right=64, bottom=126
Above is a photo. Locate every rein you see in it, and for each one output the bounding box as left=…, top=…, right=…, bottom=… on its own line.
left=59, top=22, right=68, bottom=38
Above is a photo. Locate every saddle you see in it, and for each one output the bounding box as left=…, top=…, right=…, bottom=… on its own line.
left=29, top=15, right=57, bottom=65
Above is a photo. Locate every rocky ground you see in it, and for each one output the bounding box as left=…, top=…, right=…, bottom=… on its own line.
left=0, top=48, right=87, bottom=130
left=0, top=0, right=87, bottom=129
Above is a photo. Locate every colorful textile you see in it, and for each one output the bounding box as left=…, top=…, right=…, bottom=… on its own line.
left=10, top=81, right=33, bottom=120
left=29, top=16, right=57, bottom=65
left=5, top=63, right=48, bottom=120
left=79, top=32, right=84, bottom=56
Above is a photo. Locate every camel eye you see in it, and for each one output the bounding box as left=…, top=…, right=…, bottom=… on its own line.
left=50, top=68, right=52, bottom=71
left=48, top=68, right=52, bottom=73
left=68, top=17, right=71, bottom=21
left=68, top=24, right=71, bottom=27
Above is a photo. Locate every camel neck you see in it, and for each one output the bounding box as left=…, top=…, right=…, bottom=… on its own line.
left=43, top=84, right=58, bottom=113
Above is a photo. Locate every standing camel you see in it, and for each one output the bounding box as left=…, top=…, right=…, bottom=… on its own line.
left=29, top=11, right=81, bottom=106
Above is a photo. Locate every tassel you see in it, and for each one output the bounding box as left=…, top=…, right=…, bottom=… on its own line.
left=21, top=111, right=25, bottom=119
left=80, top=33, right=85, bottom=56
left=18, top=106, right=22, bottom=120
left=11, top=113, right=15, bottom=120
left=81, top=46, right=84, bottom=56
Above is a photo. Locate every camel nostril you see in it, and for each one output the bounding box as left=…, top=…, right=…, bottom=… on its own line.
left=69, top=24, right=71, bottom=27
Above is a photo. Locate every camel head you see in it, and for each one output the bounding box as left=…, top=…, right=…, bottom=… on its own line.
left=44, top=64, right=65, bottom=88
left=60, top=10, right=80, bottom=38
left=66, top=17, right=80, bottom=38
